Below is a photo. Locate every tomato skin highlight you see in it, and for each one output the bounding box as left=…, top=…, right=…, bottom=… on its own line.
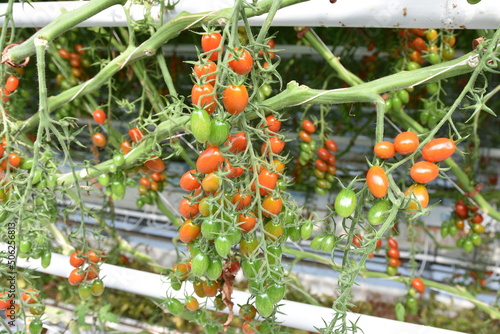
left=421, top=138, right=456, bottom=162
left=196, top=146, right=225, bottom=174
left=223, top=84, right=248, bottom=115
left=404, top=184, right=429, bottom=210
left=394, top=132, right=419, bottom=155
left=366, top=166, right=389, bottom=198
left=410, top=161, right=439, bottom=184
left=374, top=141, right=396, bottom=159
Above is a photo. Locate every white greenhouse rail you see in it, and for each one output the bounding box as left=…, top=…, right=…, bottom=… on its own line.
left=0, top=0, right=499, bottom=29
left=8, top=251, right=466, bottom=334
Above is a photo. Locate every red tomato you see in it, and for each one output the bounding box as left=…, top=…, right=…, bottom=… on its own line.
left=5, top=76, right=19, bottom=93
left=366, top=166, right=389, bottom=198
left=179, top=219, right=201, bottom=243
left=120, top=140, right=132, bottom=154
left=412, top=37, right=429, bottom=52
left=8, top=153, right=22, bottom=168
left=387, top=247, right=400, bottom=259
left=86, top=250, right=100, bottom=264
left=325, top=139, right=338, bottom=152
left=472, top=213, right=483, bottom=224
left=394, top=132, right=419, bottom=155
left=84, top=264, right=99, bottom=280
left=387, top=237, right=398, bottom=249
left=265, top=115, right=281, bottom=133
left=238, top=212, right=257, bottom=232
left=191, top=83, right=216, bottom=114
left=92, top=133, right=106, bottom=147
left=129, top=127, right=144, bottom=143
left=262, top=196, right=283, bottom=217
left=262, top=136, right=285, bottom=155
left=376, top=239, right=383, bottom=248
left=258, top=169, right=278, bottom=196
left=180, top=169, right=200, bottom=191
left=223, top=84, right=248, bottom=115
left=68, top=269, right=84, bottom=285
left=92, top=109, right=106, bottom=124
left=421, top=138, right=456, bottom=162
left=0, top=145, right=3, bottom=158
left=228, top=48, right=253, bottom=75
left=410, top=161, right=439, bottom=184
left=411, top=277, right=426, bottom=294
left=21, top=289, right=39, bottom=304
left=70, top=251, right=85, bottom=268
left=317, top=148, right=331, bottom=162
left=0, top=292, right=13, bottom=310
left=193, top=60, right=217, bottom=84
left=352, top=234, right=362, bottom=247
left=374, top=141, right=395, bottom=159
left=178, top=197, right=199, bottom=219
left=404, top=184, right=429, bottom=210
left=226, top=132, right=248, bottom=153
left=388, top=258, right=401, bottom=267
left=315, top=159, right=327, bottom=172
left=75, top=44, right=85, bottom=55
left=196, top=146, right=225, bottom=174
left=302, top=120, right=316, bottom=134
left=145, top=156, right=165, bottom=172
left=58, top=48, right=70, bottom=59
left=201, top=32, right=223, bottom=61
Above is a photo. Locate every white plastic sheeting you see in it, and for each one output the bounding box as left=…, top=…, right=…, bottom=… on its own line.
left=0, top=0, right=499, bottom=29
left=8, top=251, right=466, bottom=334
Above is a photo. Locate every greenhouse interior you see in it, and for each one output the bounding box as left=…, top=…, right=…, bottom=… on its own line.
left=0, top=1, right=499, bottom=334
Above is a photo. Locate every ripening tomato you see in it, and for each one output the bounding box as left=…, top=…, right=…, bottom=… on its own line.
left=388, top=257, right=401, bottom=267
left=201, top=172, right=220, bottom=192
left=145, top=156, right=165, bottom=172
left=412, top=37, right=429, bottom=52
left=240, top=304, right=257, bottom=321
left=201, top=32, right=223, bottom=61
left=185, top=296, right=199, bottom=311
left=5, top=76, right=19, bottom=93
left=86, top=250, right=100, bottom=264
left=68, top=269, right=84, bottom=285
left=404, top=184, right=429, bottom=210
left=262, top=136, right=285, bottom=155
left=374, top=141, right=396, bottom=159
left=92, top=109, right=106, bottom=124
left=411, top=277, right=426, bottom=294
left=455, top=201, right=468, bottom=219
left=191, top=83, right=216, bottom=114
left=257, top=169, right=278, bottom=196
left=223, top=84, right=248, bottom=115
left=228, top=48, right=253, bottom=75
left=92, top=133, right=106, bottom=147
left=193, top=60, right=217, bottom=84
left=233, top=192, right=251, bottom=210
left=179, top=219, right=201, bottom=243
left=387, top=247, right=400, bottom=259
left=264, top=221, right=284, bottom=241
left=129, top=127, right=144, bottom=143
left=120, top=140, right=132, bottom=154
left=265, top=115, right=281, bottom=133
left=388, top=237, right=398, bottom=249
left=394, top=132, right=419, bottom=155
left=325, top=139, right=338, bottom=152
left=421, top=138, right=456, bottom=162
left=8, top=153, right=22, bottom=168
left=410, top=161, right=439, bottom=184
left=238, top=212, right=257, bottom=232
left=0, top=293, right=13, bottom=310
left=196, top=146, right=225, bottom=174
left=366, top=166, right=389, bottom=198
left=302, top=120, right=316, bottom=134
left=180, top=169, right=200, bottom=191
left=299, top=131, right=312, bottom=142
left=262, top=196, right=283, bottom=217
left=178, top=197, right=199, bottom=218
left=70, top=250, right=85, bottom=268
left=226, top=132, right=247, bottom=153
left=472, top=213, right=483, bottom=224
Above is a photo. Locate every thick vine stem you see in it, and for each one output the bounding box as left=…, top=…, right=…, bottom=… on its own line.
left=4, top=0, right=127, bottom=65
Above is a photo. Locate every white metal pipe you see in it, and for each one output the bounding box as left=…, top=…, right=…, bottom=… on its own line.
left=0, top=1, right=499, bottom=29
left=10, top=251, right=467, bottom=334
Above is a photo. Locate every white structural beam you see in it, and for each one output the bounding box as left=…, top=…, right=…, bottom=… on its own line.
left=0, top=1, right=499, bottom=29
left=10, top=252, right=467, bottom=334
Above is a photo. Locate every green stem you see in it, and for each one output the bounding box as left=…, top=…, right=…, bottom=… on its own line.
left=155, top=197, right=181, bottom=228
left=4, top=0, right=127, bottom=65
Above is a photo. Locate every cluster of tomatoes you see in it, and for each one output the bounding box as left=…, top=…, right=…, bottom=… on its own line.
left=297, top=120, right=338, bottom=195
left=67, top=250, right=105, bottom=299
left=0, top=288, right=44, bottom=334
left=1, top=75, right=19, bottom=103
left=385, top=237, right=401, bottom=276
left=164, top=29, right=294, bottom=333
left=441, top=199, right=486, bottom=252
left=367, top=133, right=456, bottom=215
left=56, top=44, right=88, bottom=82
